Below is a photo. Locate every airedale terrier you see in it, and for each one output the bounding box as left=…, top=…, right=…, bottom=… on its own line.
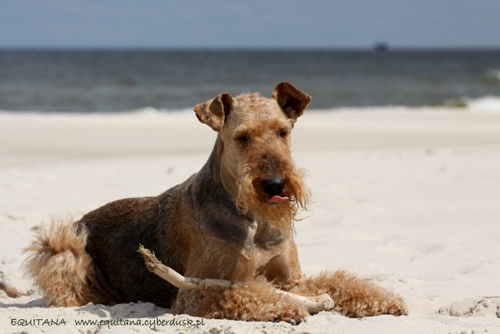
left=24, top=82, right=407, bottom=322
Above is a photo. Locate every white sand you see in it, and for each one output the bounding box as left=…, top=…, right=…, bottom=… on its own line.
left=1, top=108, right=500, bottom=333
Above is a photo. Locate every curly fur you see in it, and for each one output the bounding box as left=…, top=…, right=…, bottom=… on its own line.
left=236, top=159, right=309, bottom=228
left=290, top=271, right=408, bottom=317
left=173, top=281, right=308, bottom=322
left=24, top=218, right=104, bottom=306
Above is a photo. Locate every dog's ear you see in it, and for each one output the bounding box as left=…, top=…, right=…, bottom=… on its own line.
left=194, top=93, right=233, bottom=132
left=272, top=82, right=312, bottom=123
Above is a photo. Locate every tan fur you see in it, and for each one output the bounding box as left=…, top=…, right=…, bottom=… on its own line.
left=290, top=271, right=408, bottom=317
left=24, top=218, right=108, bottom=306
left=24, top=82, right=408, bottom=322
left=230, top=94, right=309, bottom=227
left=173, top=280, right=308, bottom=322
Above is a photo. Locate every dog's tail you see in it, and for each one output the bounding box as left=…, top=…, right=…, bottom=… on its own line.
left=24, top=217, right=94, bottom=306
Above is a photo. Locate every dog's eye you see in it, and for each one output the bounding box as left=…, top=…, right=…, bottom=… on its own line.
left=279, top=130, right=288, bottom=138
left=235, top=135, right=250, bottom=144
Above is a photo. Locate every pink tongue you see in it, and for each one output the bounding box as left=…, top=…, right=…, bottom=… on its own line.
left=268, top=195, right=289, bottom=204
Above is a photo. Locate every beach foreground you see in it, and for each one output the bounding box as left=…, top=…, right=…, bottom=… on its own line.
left=1, top=108, right=499, bottom=333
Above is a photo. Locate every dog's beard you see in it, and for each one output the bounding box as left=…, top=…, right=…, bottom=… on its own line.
left=235, top=163, right=309, bottom=228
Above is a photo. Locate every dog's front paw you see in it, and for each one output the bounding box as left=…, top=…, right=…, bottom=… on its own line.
left=275, top=317, right=305, bottom=326
left=380, top=295, right=409, bottom=316
left=273, top=312, right=307, bottom=325
left=332, top=296, right=408, bottom=318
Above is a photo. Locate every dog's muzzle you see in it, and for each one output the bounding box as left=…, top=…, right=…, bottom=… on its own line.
left=261, top=177, right=289, bottom=204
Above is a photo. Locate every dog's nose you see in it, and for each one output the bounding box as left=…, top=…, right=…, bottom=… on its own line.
left=261, top=177, right=285, bottom=196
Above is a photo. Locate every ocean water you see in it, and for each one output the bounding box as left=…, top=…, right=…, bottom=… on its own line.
left=0, top=49, right=499, bottom=113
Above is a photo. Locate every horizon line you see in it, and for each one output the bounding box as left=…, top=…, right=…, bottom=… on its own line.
left=1, top=45, right=500, bottom=52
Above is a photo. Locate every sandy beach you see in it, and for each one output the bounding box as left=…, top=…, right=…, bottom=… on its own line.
left=1, top=107, right=500, bottom=333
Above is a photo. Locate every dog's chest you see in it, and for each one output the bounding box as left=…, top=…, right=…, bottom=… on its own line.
left=241, top=220, right=289, bottom=268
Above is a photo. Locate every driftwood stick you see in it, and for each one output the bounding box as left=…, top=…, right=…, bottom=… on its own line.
left=138, top=245, right=334, bottom=314
left=0, top=281, right=32, bottom=298
left=138, top=244, right=234, bottom=290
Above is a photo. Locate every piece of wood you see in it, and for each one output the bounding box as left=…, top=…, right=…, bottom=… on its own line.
left=138, top=245, right=334, bottom=314
left=0, top=281, right=32, bottom=298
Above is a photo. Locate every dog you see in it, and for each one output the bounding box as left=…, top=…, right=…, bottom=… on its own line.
left=23, top=82, right=407, bottom=322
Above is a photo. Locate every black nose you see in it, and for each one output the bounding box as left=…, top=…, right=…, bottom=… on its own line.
left=261, top=177, right=285, bottom=196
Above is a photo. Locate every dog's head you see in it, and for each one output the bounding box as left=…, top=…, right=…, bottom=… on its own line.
left=194, top=82, right=311, bottom=226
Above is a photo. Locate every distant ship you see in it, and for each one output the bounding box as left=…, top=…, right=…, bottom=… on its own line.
left=373, top=42, right=389, bottom=52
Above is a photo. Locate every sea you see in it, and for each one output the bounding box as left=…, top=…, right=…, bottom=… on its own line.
left=0, top=49, right=499, bottom=113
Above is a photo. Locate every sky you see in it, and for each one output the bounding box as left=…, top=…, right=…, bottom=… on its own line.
left=0, top=0, right=499, bottom=49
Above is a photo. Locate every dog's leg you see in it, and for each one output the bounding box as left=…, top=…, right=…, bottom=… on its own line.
left=291, top=271, right=408, bottom=317
left=139, top=245, right=332, bottom=321
left=173, top=284, right=309, bottom=323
